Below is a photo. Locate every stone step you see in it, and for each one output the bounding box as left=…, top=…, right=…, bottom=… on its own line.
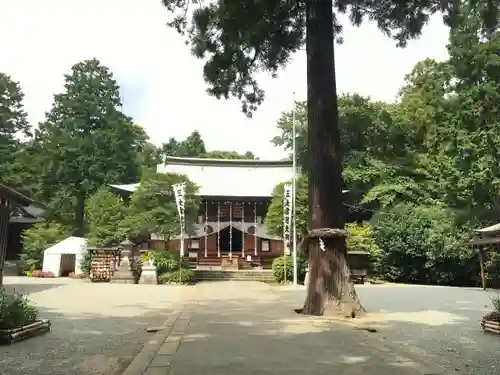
left=194, top=270, right=276, bottom=282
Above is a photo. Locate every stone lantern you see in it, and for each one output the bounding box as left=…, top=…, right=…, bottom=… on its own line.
left=111, top=239, right=135, bottom=284
left=139, top=250, right=158, bottom=285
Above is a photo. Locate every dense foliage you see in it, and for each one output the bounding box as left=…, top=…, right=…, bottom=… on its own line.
left=142, top=250, right=194, bottom=284
left=0, top=58, right=257, bottom=251
left=125, top=173, right=200, bottom=240
left=272, top=255, right=307, bottom=284
left=161, top=131, right=257, bottom=160
left=265, top=6, right=500, bottom=288
left=5, top=4, right=500, bottom=295
left=0, top=288, right=39, bottom=329
left=85, top=187, right=128, bottom=247
left=20, top=221, right=71, bottom=274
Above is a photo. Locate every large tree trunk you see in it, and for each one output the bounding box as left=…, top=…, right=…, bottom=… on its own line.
left=73, top=191, right=85, bottom=237
left=299, top=0, right=364, bottom=317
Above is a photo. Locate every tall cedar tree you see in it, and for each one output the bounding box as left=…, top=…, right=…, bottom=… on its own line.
left=161, top=0, right=500, bottom=316
left=0, top=73, right=31, bottom=180
left=37, top=59, right=142, bottom=236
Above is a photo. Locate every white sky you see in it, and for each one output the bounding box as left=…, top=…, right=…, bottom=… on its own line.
left=0, top=0, right=449, bottom=160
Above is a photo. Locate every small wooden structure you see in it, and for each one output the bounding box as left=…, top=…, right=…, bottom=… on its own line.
left=347, top=250, right=370, bottom=284
left=0, top=183, right=39, bottom=285
left=87, top=247, right=119, bottom=282
left=0, top=319, right=51, bottom=345
left=470, top=222, right=500, bottom=290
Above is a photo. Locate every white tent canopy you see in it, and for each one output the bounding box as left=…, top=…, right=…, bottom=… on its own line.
left=42, top=236, right=88, bottom=276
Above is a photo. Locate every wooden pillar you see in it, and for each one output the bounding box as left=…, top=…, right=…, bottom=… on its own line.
left=478, top=248, right=486, bottom=291
left=0, top=196, right=10, bottom=286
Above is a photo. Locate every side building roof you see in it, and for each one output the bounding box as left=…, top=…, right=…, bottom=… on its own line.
left=111, top=156, right=295, bottom=198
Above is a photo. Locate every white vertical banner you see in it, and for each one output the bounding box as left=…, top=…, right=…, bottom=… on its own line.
left=283, top=183, right=292, bottom=256
left=172, top=183, right=186, bottom=258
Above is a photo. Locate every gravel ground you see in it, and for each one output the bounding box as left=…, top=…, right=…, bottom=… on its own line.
left=282, top=284, right=500, bottom=375
left=0, top=277, right=191, bottom=375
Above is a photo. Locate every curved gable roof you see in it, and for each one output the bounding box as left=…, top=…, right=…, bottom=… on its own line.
left=156, top=156, right=294, bottom=198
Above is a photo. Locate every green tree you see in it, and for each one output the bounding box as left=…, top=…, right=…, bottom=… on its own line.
left=36, top=59, right=143, bottom=236
left=177, top=131, right=206, bottom=157
left=200, top=150, right=257, bottom=159
left=434, top=7, right=500, bottom=224
left=126, top=173, right=200, bottom=241
left=20, top=221, right=71, bottom=273
left=162, top=0, right=499, bottom=315
left=4, top=140, right=44, bottom=198
left=161, top=137, right=180, bottom=159
left=371, top=204, right=476, bottom=286
left=85, top=187, right=127, bottom=247
left=265, top=174, right=308, bottom=239
left=0, top=73, right=31, bottom=181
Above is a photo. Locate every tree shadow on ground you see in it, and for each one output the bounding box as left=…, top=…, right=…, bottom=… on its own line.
left=167, top=286, right=445, bottom=375
left=2, top=282, right=65, bottom=295
left=268, top=286, right=500, bottom=375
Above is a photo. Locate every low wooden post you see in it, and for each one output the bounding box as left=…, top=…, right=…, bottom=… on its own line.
left=478, top=248, right=486, bottom=291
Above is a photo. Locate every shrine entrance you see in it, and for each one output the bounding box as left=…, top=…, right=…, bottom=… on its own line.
left=218, top=226, right=243, bottom=252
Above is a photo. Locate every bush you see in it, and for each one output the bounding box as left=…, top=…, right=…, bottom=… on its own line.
left=346, top=222, right=382, bottom=275
left=20, top=221, right=71, bottom=273
left=272, top=255, right=307, bottom=283
left=144, top=250, right=190, bottom=273
left=0, top=288, right=39, bottom=329
left=31, top=270, right=55, bottom=278
left=492, top=294, right=500, bottom=313
left=79, top=252, right=92, bottom=277
left=158, top=269, right=195, bottom=284
left=371, top=204, right=476, bottom=285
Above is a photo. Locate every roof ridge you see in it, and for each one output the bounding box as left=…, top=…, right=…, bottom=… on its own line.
left=163, top=156, right=292, bottom=168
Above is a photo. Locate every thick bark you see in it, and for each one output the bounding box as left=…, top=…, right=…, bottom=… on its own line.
left=299, top=0, right=364, bottom=316
left=73, top=191, right=85, bottom=238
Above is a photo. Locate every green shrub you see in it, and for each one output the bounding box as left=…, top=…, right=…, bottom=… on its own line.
left=152, top=251, right=178, bottom=273
left=272, top=255, right=307, bottom=283
left=492, top=294, right=500, bottom=313
left=158, top=269, right=195, bottom=284
left=346, top=222, right=382, bottom=275
left=80, top=252, right=92, bottom=277
left=20, top=221, right=71, bottom=273
left=144, top=250, right=190, bottom=273
left=0, top=288, right=39, bottom=329
left=371, top=204, right=476, bottom=285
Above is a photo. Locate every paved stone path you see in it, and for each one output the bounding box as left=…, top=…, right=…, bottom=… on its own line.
left=124, top=282, right=449, bottom=375
left=284, top=284, right=500, bottom=375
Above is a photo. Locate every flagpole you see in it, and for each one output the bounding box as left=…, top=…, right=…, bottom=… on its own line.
left=292, top=92, right=298, bottom=286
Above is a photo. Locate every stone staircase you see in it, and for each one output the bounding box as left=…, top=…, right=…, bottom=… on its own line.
left=194, top=269, right=276, bottom=283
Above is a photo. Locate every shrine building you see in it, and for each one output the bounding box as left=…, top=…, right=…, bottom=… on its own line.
left=111, top=156, right=294, bottom=269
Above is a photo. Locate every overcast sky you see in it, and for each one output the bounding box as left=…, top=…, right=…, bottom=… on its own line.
left=0, top=0, right=450, bottom=160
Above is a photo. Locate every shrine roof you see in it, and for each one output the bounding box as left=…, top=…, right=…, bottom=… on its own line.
left=111, top=156, right=294, bottom=198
